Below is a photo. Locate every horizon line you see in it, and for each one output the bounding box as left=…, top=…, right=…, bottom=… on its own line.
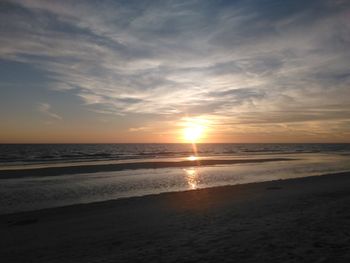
left=1, top=142, right=350, bottom=145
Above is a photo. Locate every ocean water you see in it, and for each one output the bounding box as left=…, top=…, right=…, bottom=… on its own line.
left=1, top=143, right=350, bottom=167
left=1, top=143, right=350, bottom=214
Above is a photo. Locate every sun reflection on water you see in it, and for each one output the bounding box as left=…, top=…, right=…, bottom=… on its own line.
left=187, top=155, right=197, bottom=161
left=183, top=167, right=200, bottom=189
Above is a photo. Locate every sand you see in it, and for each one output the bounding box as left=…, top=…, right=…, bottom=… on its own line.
left=1, top=171, right=350, bottom=262
left=0, top=157, right=293, bottom=179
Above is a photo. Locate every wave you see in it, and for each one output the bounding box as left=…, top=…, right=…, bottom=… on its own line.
left=0, top=157, right=295, bottom=179
left=0, top=143, right=349, bottom=167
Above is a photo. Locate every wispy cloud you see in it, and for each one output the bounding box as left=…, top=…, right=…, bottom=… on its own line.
left=129, top=126, right=151, bottom=132
left=37, top=103, right=62, bottom=121
left=1, top=0, right=350, bottom=140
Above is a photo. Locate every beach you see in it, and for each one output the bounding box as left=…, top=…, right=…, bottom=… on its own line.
left=0, top=157, right=292, bottom=179
left=2, top=0, right=350, bottom=261
left=2, top=171, right=350, bottom=262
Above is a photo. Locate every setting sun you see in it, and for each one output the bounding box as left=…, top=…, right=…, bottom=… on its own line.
left=184, top=125, right=203, bottom=142
left=180, top=116, right=209, bottom=143
left=181, top=117, right=210, bottom=143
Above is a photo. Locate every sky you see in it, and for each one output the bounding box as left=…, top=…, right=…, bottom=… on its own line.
left=1, top=0, right=350, bottom=143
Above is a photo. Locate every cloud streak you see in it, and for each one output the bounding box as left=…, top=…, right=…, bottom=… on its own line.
left=37, top=103, right=62, bottom=121
left=1, top=0, right=350, bottom=141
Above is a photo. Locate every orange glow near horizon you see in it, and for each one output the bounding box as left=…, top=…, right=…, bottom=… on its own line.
left=184, top=125, right=203, bottom=142
left=181, top=117, right=209, bottom=143
left=181, top=117, right=209, bottom=158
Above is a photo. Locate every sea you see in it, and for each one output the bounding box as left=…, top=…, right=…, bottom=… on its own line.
left=1, top=143, right=350, bottom=214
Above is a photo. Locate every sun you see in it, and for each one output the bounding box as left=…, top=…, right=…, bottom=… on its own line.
left=180, top=116, right=210, bottom=143
left=183, top=121, right=207, bottom=143
left=184, top=125, right=203, bottom=142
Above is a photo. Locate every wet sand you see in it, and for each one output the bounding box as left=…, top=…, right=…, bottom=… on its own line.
left=0, top=157, right=293, bottom=178
left=1, top=171, right=350, bottom=262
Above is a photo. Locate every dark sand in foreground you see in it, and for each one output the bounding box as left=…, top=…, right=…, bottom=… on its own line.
left=1, top=171, right=350, bottom=262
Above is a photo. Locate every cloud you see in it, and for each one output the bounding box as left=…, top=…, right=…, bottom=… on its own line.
left=37, top=103, right=62, bottom=121
left=129, top=126, right=151, bottom=132
left=1, top=0, right=350, bottom=139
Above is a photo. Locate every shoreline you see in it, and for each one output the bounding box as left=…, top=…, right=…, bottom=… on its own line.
left=0, top=170, right=349, bottom=217
left=0, top=157, right=293, bottom=179
left=2, top=171, right=350, bottom=262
